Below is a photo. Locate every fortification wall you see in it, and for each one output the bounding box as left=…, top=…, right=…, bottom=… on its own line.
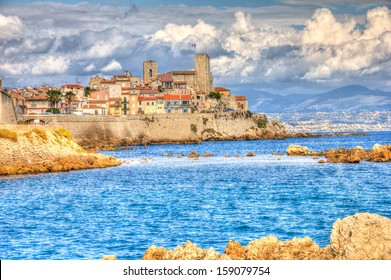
left=22, top=113, right=285, bottom=147
left=0, top=91, right=17, bottom=124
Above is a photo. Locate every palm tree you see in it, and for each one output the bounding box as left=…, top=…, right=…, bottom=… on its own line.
left=46, top=89, right=62, bottom=113
left=84, top=86, right=91, bottom=97
left=64, top=91, right=76, bottom=113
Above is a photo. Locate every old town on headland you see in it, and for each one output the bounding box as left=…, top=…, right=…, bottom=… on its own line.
left=1, top=53, right=248, bottom=118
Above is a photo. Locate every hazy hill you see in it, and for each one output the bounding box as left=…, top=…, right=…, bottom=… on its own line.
left=247, top=85, right=391, bottom=113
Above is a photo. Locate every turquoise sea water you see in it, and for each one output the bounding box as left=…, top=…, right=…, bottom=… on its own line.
left=0, top=132, right=390, bottom=260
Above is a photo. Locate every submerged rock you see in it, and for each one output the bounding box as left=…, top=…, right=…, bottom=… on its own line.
left=188, top=151, right=200, bottom=158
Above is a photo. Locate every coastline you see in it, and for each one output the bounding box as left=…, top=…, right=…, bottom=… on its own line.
left=0, top=126, right=120, bottom=176
left=138, top=213, right=391, bottom=260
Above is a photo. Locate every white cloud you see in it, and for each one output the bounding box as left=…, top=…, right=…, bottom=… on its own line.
left=0, top=55, right=70, bottom=76
left=0, top=13, right=23, bottom=39
left=84, top=63, right=97, bottom=72
left=0, top=2, right=390, bottom=92
left=101, top=59, right=122, bottom=72
left=302, top=6, right=391, bottom=81
left=149, top=19, right=221, bottom=55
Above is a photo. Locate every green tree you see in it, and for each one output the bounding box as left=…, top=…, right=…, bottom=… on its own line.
left=64, top=91, right=76, bottom=113
left=84, top=86, right=91, bottom=97
left=208, top=91, right=221, bottom=100
left=46, top=89, right=62, bottom=112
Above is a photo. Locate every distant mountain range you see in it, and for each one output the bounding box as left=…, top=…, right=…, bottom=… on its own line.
left=247, top=85, right=391, bottom=113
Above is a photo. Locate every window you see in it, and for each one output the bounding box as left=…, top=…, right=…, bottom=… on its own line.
left=147, top=102, right=149, bottom=106
left=183, top=108, right=188, bottom=113
left=151, top=102, right=154, bottom=105
left=139, top=101, right=142, bottom=105
left=149, top=69, right=152, bottom=77
left=124, top=97, right=127, bottom=103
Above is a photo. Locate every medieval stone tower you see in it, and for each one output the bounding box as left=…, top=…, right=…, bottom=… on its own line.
left=143, top=60, right=158, bottom=84
left=195, top=53, right=213, bottom=94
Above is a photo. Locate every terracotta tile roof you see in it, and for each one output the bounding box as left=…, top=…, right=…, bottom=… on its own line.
left=82, top=104, right=106, bottom=109
left=138, top=96, right=157, bottom=101
left=164, top=94, right=192, bottom=100
left=174, top=81, right=187, bottom=85
left=140, top=88, right=159, bottom=94
left=169, top=70, right=196, bottom=75
left=122, top=87, right=131, bottom=90
left=101, top=78, right=115, bottom=83
left=109, top=97, right=121, bottom=101
left=63, top=84, right=84, bottom=89
left=88, top=100, right=107, bottom=104
left=157, top=74, right=173, bottom=82
left=25, top=95, right=48, bottom=101
left=236, top=96, right=247, bottom=101
left=215, top=87, right=229, bottom=91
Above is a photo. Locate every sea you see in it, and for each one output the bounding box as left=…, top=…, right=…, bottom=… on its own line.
left=0, top=132, right=390, bottom=260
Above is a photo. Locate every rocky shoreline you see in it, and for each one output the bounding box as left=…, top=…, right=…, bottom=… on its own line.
left=139, top=213, right=391, bottom=260
left=0, top=126, right=120, bottom=176
left=286, top=144, right=391, bottom=163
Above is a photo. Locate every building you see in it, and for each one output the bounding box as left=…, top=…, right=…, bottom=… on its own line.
left=61, top=83, right=84, bottom=98
left=236, top=96, right=248, bottom=111
left=143, top=60, right=158, bottom=85
left=195, top=53, right=213, bottom=94
left=138, top=96, right=157, bottom=114
left=122, top=87, right=139, bottom=116
left=108, top=97, right=122, bottom=116
left=24, top=95, right=51, bottom=115
left=214, top=87, right=230, bottom=97
left=82, top=100, right=107, bottom=115
left=164, top=94, right=192, bottom=113
left=143, top=53, right=213, bottom=94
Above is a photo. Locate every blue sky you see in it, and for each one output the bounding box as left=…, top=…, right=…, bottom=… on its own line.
left=0, top=0, right=391, bottom=95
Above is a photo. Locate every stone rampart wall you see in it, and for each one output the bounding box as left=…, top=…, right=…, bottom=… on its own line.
left=22, top=112, right=283, bottom=147
left=0, top=91, right=17, bottom=124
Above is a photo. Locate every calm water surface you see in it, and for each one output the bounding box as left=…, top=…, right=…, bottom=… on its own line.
left=0, top=132, right=390, bottom=259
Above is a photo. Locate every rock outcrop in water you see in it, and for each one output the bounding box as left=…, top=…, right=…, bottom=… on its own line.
left=0, top=126, right=120, bottom=175
left=286, top=144, right=391, bottom=163
left=140, top=213, right=390, bottom=260
left=330, top=213, right=391, bottom=260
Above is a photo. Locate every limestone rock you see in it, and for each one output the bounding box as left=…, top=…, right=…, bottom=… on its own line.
left=141, top=245, right=167, bottom=260
left=224, top=240, right=245, bottom=260
left=246, top=152, right=256, bottom=157
left=188, top=151, right=200, bottom=158
left=102, top=255, right=117, bottom=260
left=330, top=213, right=391, bottom=260
left=286, top=145, right=309, bottom=156
left=245, top=235, right=282, bottom=260
left=368, top=144, right=391, bottom=162
left=202, top=153, right=213, bottom=157
left=325, top=148, right=363, bottom=163
left=162, top=241, right=230, bottom=260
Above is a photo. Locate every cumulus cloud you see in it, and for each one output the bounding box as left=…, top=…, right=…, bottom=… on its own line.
left=0, top=55, right=70, bottom=76
left=101, top=59, right=122, bottom=72
left=0, top=2, right=390, bottom=92
left=84, top=63, right=97, bottom=72
left=302, top=6, right=391, bottom=81
left=0, top=13, right=23, bottom=39
left=149, top=19, right=221, bottom=55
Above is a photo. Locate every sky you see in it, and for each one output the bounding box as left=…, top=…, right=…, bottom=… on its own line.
left=0, top=0, right=391, bottom=95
